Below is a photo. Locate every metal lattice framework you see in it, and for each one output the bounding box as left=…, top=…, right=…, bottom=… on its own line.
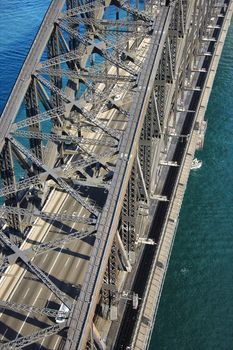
left=0, top=0, right=231, bottom=349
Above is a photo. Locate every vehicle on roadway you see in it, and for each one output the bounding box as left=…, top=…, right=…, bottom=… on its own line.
left=55, top=303, right=70, bottom=323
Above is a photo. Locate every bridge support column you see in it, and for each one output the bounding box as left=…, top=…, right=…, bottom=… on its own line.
left=25, top=78, right=43, bottom=168
left=101, top=240, right=119, bottom=320
left=0, top=141, right=21, bottom=237
left=115, top=230, right=132, bottom=272
left=139, top=97, right=155, bottom=199
left=93, top=323, right=106, bottom=350
left=47, top=27, right=63, bottom=112
left=120, top=164, right=139, bottom=265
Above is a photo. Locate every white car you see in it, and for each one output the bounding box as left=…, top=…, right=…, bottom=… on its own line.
left=55, top=303, right=70, bottom=323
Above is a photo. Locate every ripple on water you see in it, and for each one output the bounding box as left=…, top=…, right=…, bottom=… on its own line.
left=0, top=0, right=50, bottom=112
left=150, top=22, right=233, bottom=350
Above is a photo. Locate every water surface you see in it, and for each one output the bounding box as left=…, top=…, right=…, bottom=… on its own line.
left=0, top=3, right=233, bottom=350
left=150, top=19, right=233, bottom=350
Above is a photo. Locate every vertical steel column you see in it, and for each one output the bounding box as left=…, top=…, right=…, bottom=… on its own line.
left=66, top=0, right=78, bottom=10
left=184, top=0, right=198, bottom=86
left=25, top=78, right=43, bottom=165
left=47, top=27, right=63, bottom=111
left=0, top=141, right=21, bottom=235
left=120, top=163, right=138, bottom=264
left=138, top=99, right=154, bottom=198
left=152, top=36, right=171, bottom=176
left=47, top=26, right=65, bottom=161
left=66, top=0, right=80, bottom=51
left=101, top=240, right=119, bottom=320
left=151, top=0, right=184, bottom=189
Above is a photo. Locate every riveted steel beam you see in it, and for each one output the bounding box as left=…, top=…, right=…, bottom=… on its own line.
left=0, top=230, right=70, bottom=306
left=0, top=324, right=66, bottom=350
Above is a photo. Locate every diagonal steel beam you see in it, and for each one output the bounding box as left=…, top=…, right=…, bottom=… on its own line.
left=136, top=154, right=149, bottom=203
left=0, top=206, right=96, bottom=225
left=0, top=256, right=10, bottom=274
left=0, top=230, right=70, bottom=306
left=8, top=137, right=100, bottom=217
left=11, top=107, right=65, bottom=131
left=0, top=0, right=67, bottom=154
left=25, top=229, right=95, bottom=256
left=0, top=323, right=66, bottom=349
left=60, top=0, right=111, bottom=18
left=57, top=21, right=137, bottom=75
left=0, top=300, right=69, bottom=319
left=116, top=0, right=153, bottom=22
left=63, top=149, right=118, bottom=177
left=36, top=75, right=122, bottom=140
left=38, top=48, right=84, bottom=69
left=11, top=130, right=117, bottom=148
left=61, top=0, right=152, bottom=22
left=0, top=174, right=44, bottom=198
left=38, top=67, right=136, bottom=83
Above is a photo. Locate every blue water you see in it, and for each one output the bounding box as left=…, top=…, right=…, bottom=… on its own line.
left=0, top=0, right=50, bottom=113
left=150, top=19, right=233, bottom=350
left=0, top=2, right=233, bottom=350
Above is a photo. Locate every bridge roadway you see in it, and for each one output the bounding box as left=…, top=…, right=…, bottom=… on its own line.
left=66, top=8, right=173, bottom=349
left=1, top=0, right=229, bottom=348
left=0, top=6, right=157, bottom=347
left=0, top=189, right=92, bottom=349
left=114, top=2, right=233, bottom=347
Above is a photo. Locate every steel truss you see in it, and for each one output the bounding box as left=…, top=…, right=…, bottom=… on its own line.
left=0, top=0, right=231, bottom=348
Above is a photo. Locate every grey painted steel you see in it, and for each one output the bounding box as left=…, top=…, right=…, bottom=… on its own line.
left=0, top=0, right=230, bottom=349
left=0, top=230, right=71, bottom=306
left=0, top=300, right=69, bottom=318
left=65, top=7, right=173, bottom=348
left=0, top=324, right=66, bottom=350
left=0, top=206, right=96, bottom=225
left=0, top=0, right=66, bottom=153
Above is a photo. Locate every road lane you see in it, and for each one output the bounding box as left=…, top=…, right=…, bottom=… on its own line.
left=0, top=24, right=153, bottom=348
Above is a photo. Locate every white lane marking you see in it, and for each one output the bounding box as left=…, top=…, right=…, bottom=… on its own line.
left=42, top=253, right=48, bottom=264
left=1, top=328, right=8, bottom=341
left=32, top=287, right=43, bottom=307
left=0, top=191, right=69, bottom=309
left=76, top=260, right=81, bottom=269
left=39, top=292, right=56, bottom=349
left=53, top=335, right=61, bottom=349
left=0, top=39, right=150, bottom=333
left=17, top=286, right=43, bottom=336
left=64, top=257, right=70, bottom=267
left=23, top=287, right=30, bottom=300
left=47, top=247, right=63, bottom=276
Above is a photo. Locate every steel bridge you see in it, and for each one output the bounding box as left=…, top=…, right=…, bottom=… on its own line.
left=0, top=0, right=232, bottom=349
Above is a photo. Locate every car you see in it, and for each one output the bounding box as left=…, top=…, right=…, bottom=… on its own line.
left=55, top=303, right=70, bottom=323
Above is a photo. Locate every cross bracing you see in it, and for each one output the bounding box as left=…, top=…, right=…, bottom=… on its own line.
left=0, top=206, right=97, bottom=225
left=38, top=67, right=136, bottom=83
left=12, top=130, right=118, bottom=147
left=0, top=0, right=231, bottom=349
left=0, top=300, right=70, bottom=318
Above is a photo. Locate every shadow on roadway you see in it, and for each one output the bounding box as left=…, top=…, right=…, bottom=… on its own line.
left=35, top=270, right=81, bottom=300
left=0, top=320, right=23, bottom=341
left=53, top=247, right=91, bottom=260
left=0, top=309, right=50, bottom=330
